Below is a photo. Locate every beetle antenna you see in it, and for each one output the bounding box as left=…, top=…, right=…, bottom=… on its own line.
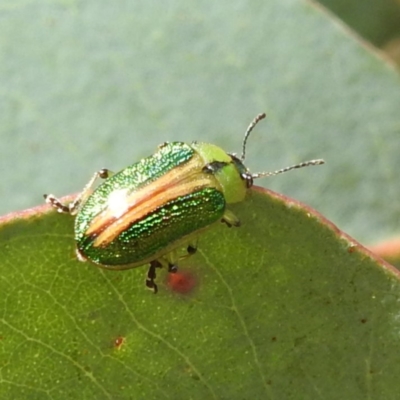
left=241, top=113, right=266, bottom=161
left=252, top=159, right=325, bottom=179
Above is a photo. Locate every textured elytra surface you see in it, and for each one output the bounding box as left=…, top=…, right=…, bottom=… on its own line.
left=1, top=189, right=400, bottom=399
left=75, top=141, right=195, bottom=241
left=75, top=141, right=228, bottom=266
left=81, top=188, right=225, bottom=266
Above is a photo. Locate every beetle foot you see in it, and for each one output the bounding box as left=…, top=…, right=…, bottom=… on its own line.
left=146, top=260, right=162, bottom=294
left=43, top=194, right=70, bottom=214
left=187, top=244, right=197, bottom=255
left=221, top=209, right=241, bottom=228
left=168, top=263, right=178, bottom=273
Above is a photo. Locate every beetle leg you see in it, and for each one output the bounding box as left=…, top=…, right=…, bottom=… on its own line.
left=168, top=263, right=178, bottom=273
left=146, top=260, right=162, bottom=294
left=157, top=142, right=169, bottom=150
left=43, top=195, right=70, bottom=213
left=149, top=243, right=198, bottom=292
left=44, top=168, right=114, bottom=215
left=164, top=242, right=198, bottom=275
left=165, top=250, right=179, bottom=274
left=65, top=168, right=114, bottom=214
left=221, top=209, right=241, bottom=228
left=187, top=243, right=197, bottom=255
left=173, top=241, right=198, bottom=263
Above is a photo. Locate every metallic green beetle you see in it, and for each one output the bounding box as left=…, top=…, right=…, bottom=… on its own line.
left=44, top=113, right=324, bottom=293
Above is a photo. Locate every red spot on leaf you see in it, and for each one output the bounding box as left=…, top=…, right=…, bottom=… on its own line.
left=168, top=270, right=197, bottom=294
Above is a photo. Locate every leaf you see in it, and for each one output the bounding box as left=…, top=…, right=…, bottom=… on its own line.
left=2, top=1, right=400, bottom=398
left=1, top=188, right=400, bottom=399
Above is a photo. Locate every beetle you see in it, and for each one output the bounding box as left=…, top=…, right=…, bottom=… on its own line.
left=44, top=113, right=324, bottom=293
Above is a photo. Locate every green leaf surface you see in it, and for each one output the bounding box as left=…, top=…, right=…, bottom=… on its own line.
left=1, top=0, right=400, bottom=246
left=319, top=0, right=400, bottom=46
left=1, top=188, right=400, bottom=399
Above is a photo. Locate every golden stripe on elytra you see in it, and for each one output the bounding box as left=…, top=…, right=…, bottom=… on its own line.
left=86, top=153, right=220, bottom=247
left=93, top=175, right=215, bottom=247
left=86, top=154, right=202, bottom=236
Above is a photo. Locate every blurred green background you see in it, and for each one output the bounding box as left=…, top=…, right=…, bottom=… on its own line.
left=1, top=0, right=400, bottom=245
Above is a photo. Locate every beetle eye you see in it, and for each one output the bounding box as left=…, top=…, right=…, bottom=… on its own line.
left=241, top=173, right=253, bottom=188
